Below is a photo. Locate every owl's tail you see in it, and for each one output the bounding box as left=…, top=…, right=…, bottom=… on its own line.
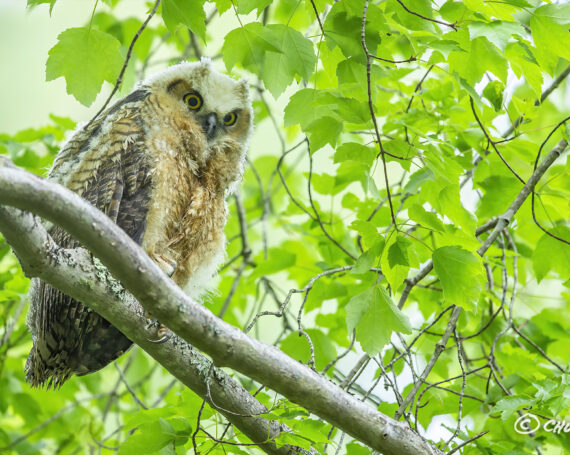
left=25, top=342, right=73, bottom=390
left=26, top=278, right=133, bottom=389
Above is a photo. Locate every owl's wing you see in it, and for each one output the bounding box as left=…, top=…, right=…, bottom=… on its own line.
left=76, top=116, right=152, bottom=242
left=27, top=94, right=154, bottom=388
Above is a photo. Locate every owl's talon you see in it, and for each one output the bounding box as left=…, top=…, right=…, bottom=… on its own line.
left=152, top=253, right=178, bottom=278
left=148, top=324, right=171, bottom=344
left=148, top=334, right=171, bottom=344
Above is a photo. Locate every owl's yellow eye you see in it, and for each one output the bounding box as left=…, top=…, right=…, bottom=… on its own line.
left=223, top=112, right=237, bottom=126
left=183, top=92, right=203, bottom=110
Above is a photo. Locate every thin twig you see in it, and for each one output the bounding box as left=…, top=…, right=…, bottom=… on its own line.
left=246, top=266, right=353, bottom=333
left=442, top=328, right=466, bottom=449
left=114, top=362, right=148, bottom=409
left=369, top=54, right=416, bottom=64
left=531, top=115, right=570, bottom=245
left=446, top=431, right=489, bottom=455
left=469, top=97, right=525, bottom=184
left=306, top=142, right=357, bottom=259
left=395, top=0, right=457, bottom=30
left=395, top=306, right=462, bottom=419
left=361, top=0, right=397, bottom=227
left=322, top=331, right=356, bottom=374
left=86, top=0, right=161, bottom=129
left=308, top=0, right=324, bottom=34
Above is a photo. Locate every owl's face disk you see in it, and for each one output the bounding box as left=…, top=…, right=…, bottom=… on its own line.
left=143, top=59, right=252, bottom=169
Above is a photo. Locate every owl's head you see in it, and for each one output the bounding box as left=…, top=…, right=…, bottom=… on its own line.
left=141, top=60, right=252, bottom=194
left=143, top=58, right=252, bottom=150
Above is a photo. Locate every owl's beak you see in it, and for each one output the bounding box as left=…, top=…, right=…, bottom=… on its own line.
left=201, top=113, right=218, bottom=140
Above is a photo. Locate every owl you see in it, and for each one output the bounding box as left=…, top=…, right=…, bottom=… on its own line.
left=25, top=58, right=253, bottom=388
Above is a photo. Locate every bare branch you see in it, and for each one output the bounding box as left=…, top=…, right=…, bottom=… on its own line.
left=86, top=0, right=161, bottom=129
left=469, top=97, right=525, bottom=184
left=0, top=162, right=443, bottom=455
left=446, top=431, right=489, bottom=455
left=394, top=306, right=462, bottom=420
left=477, top=139, right=568, bottom=256
left=531, top=115, right=570, bottom=245
left=308, top=0, right=324, bottom=35
left=361, top=0, right=397, bottom=227
left=395, top=0, right=457, bottom=30
left=399, top=139, right=568, bottom=309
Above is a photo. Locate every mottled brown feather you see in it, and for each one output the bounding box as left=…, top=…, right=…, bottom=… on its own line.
left=26, top=99, right=152, bottom=388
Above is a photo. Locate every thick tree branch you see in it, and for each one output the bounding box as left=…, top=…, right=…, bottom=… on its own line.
left=0, top=205, right=294, bottom=455
left=0, top=160, right=442, bottom=455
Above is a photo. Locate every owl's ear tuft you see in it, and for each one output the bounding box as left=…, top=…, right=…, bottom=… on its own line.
left=236, top=79, right=250, bottom=99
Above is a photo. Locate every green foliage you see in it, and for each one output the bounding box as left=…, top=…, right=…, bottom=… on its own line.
left=162, top=0, right=207, bottom=41
left=2, top=0, right=570, bottom=454
left=432, top=246, right=485, bottom=309
left=46, top=27, right=124, bottom=106
left=26, top=0, right=57, bottom=14
left=223, top=23, right=316, bottom=97
left=346, top=284, right=411, bottom=356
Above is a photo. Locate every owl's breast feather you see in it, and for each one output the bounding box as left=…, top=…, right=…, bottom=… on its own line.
left=141, top=128, right=227, bottom=298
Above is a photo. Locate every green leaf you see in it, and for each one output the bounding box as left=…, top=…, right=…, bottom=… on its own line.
left=49, top=114, right=76, bottom=130
left=305, top=117, right=343, bottom=153
left=505, top=42, right=543, bottom=98
left=388, top=235, right=412, bottom=268
left=261, top=25, right=316, bottom=97
left=407, top=203, right=445, bottom=233
left=284, top=89, right=334, bottom=129
left=222, top=23, right=280, bottom=74
left=448, top=37, right=508, bottom=84
left=265, top=25, right=316, bottom=81
left=46, top=27, right=123, bottom=106
left=352, top=238, right=384, bottom=274
left=119, top=419, right=176, bottom=454
left=214, top=0, right=232, bottom=14
left=162, top=0, right=207, bottom=41
left=532, top=227, right=570, bottom=282
left=476, top=176, right=520, bottom=219
left=403, top=168, right=435, bottom=194
left=438, top=184, right=477, bottom=234
left=334, top=142, right=376, bottom=167
left=533, top=3, right=570, bottom=26
left=493, top=396, right=536, bottom=420
left=27, top=0, right=56, bottom=14
left=482, top=80, right=505, bottom=112
left=324, top=0, right=384, bottom=60
left=531, top=10, right=570, bottom=75
left=223, top=24, right=315, bottom=97
left=252, top=247, right=296, bottom=277
left=237, top=0, right=272, bottom=16
left=390, top=0, right=435, bottom=32
left=346, top=285, right=411, bottom=356
left=263, top=51, right=295, bottom=97
left=124, top=408, right=178, bottom=431
left=432, top=246, right=485, bottom=308
left=468, top=21, right=525, bottom=51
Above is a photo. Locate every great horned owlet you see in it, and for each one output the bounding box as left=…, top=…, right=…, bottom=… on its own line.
left=25, top=59, right=253, bottom=388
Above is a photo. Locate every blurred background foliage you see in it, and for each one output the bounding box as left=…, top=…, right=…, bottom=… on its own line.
left=1, top=0, right=570, bottom=454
